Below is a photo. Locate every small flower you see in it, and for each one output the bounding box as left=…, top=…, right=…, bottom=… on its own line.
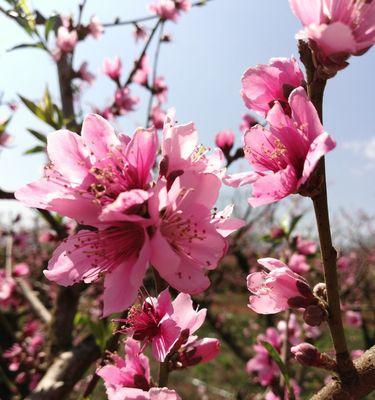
left=89, top=15, right=103, bottom=39
left=77, top=62, right=95, bottom=84
left=149, top=0, right=191, bottom=22
left=114, top=87, right=139, bottom=114
left=56, top=26, right=77, bottom=53
left=345, top=310, right=362, bottom=328
left=291, top=342, right=320, bottom=366
left=103, top=57, right=122, bottom=81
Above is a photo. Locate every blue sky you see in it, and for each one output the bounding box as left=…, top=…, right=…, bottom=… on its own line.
left=0, top=0, right=374, bottom=224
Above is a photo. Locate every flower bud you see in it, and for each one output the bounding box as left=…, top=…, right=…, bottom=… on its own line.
left=303, top=304, right=325, bottom=326
left=215, top=130, right=235, bottom=154
left=291, top=343, right=320, bottom=366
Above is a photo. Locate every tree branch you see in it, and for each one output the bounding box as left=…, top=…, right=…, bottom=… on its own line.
left=312, top=345, right=375, bottom=400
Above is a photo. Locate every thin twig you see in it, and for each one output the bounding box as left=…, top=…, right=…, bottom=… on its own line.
left=16, top=278, right=52, bottom=324
left=146, top=21, right=165, bottom=126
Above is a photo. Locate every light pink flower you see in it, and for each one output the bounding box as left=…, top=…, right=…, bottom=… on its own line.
left=215, top=130, right=235, bottom=154
left=115, top=88, right=139, bottom=114
left=89, top=15, right=103, bottom=39
left=0, top=132, right=12, bottom=148
left=15, top=114, right=158, bottom=226
left=241, top=57, right=305, bottom=116
left=148, top=172, right=228, bottom=294
left=56, top=26, right=77, bottom=53
left=296, top=236, right=317, bottom=255
left=0, top=271, right=15, bottom=308
left=13, top=263, right=30, bottom=277
left=247, top=258, right=314, bottom=314
left=149, top=0, right=191, bottom=22
left=345, top=310, right=362, bottom=328
left=103, top=57, right=122, bottom=80
left=288, top=253, right=310, bottom=274
left=97, top=338, right=181, bottom=400
left=243, top=87, right=336, bottom=206
left=290, top=0, right=375, bottom=76
left=78, top=62, right=95, bottom=84
left=154, top=77, right=168, bottom=104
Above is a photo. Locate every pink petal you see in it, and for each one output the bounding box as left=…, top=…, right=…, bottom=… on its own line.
left=223, top=171, right=260, bottom=188
left=151, top=318, right=180, bottom=362
left=102, top=238, right=150, bottom=316
left=257, top=258, right=287, bottom=271
left=289, top=0, right=325, bottom=26
left=307, top=21, right=356, bottom=56
left=248, top=166, right=298, bottom=207
left=289, top=87, right=324, bottom=142
left=81, top=113, right=119, bottom=159
left=172, top=293, right=206, bottom=333
left=248, top=293, right=287, bottom=314
left=150, top=229, right=181, bottom=275
left=47, top=130, right=90, bottom=182
left=299, top=132, right=336, bottom=186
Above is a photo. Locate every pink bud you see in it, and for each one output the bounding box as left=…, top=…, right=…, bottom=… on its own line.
left=102, top=57, right=122, bottom=80
left=291, top=343, right=320, bottom=366
left=215, top=130, right=235, bottom=154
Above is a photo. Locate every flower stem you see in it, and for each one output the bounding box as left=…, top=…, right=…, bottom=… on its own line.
left=158, top=360, right=170, bottom=387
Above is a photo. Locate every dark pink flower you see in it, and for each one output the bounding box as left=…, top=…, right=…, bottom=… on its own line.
left=114, top=87, right=139, bottom=114
left=345, top=310, right=362, bottom=327
left=78, top=62, right=95, bottom=84
left=296, top=236, right=317, bottom=255
left=288, top=253, right=310, bottom=274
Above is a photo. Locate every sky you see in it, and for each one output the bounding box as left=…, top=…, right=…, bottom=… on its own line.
left=0, top=0, right=374, bottom=225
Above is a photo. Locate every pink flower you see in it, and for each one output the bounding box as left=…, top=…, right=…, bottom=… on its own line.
left=56, top=26, right=77, bottom=53
left=15, top=114, right=158, bottom=226
left=288, top=253, right=310, bottom=274
left=239, top=113, right=258, bottom=134
left=215, top=130, right=235, bottom=154
left=243, top=87, right=336, bottom=207
left=103, top=57, right=122, bottom=80
left=247, top=327, right=281, bottom=386
left=133, top=56, right=150, bottom=86
left=148, top=172, right=229, bottom=294
left=241, top=57, right=305, bottom=116
left=149, top=0, right=191, bottom=22
left=0, top=271, right=15, bottom=308
left=150, top=104, right=167, bottom=130
left=114, top=88, right=139, bottom=114
left=351, top=349, right=364, bottom=360
left=154, top=77, right=168, bottom=104
left=296, top=236, right=317, bottom=255
left=13, top=263, right=30, bottom=277
left=290, top=0, right=375, bottom=76
left=247, top=258, right=314, bottom=314
left=345, top=310, right=362, bottom=328
left=78, top=62, right=95, bottom=84
left=97, top=338, right=181, bottom=400
left=89, top=15, right=103, bottom=39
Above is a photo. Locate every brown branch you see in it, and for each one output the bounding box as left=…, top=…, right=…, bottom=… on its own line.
left=298, top=40, right=353, bottom=382
left=27, top=336, right=101, bottom=400
left=311, top=345, right=375, bottom=400
left=0, top=188, right=15, bottom=200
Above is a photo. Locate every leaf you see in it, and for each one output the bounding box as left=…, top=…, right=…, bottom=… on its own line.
left=44, top=14, right=57, bottom=40
left=27, top=129, right=47, bottom=143
left=288, top=214, right=303, bottom=236
left=18, top=95, right=46, bottom=120
left=7, top=42, right=44, bottom=52
left=0, top=117, right=12, bottom=134
left=261, top=341, right=295, bottom=400
left=24, top=145, right=45, bottom=155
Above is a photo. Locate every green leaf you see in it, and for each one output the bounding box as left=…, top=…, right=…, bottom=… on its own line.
left=27, top=129, right=47, bottom=143
left=7, top=42, right=44, bottom=52
left=288, top=214, right=303, bottom=235
left=24, top=145, right=45, bottom=155
left=0, top=117, right=12, bottom=134
left=261, top=341, right=295, bottom=400
left=44, top=14, right=57, bottom=40
left=18, top=95, right=46, bottom=120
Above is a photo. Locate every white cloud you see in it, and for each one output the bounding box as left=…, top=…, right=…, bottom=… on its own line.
left=343, top=138, right=375, bottom=162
